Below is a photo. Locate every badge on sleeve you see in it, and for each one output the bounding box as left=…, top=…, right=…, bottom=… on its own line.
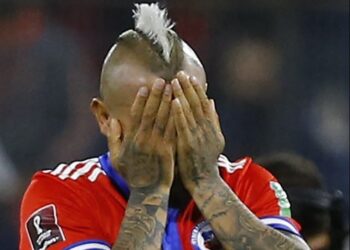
left=26, top=204, right=65, bottom=250
left=191, top=221, right=223, bottom=250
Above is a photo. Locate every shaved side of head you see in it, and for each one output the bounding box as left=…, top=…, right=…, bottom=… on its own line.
left=100, top=29, right=184, bottom=101
left=98, top=4, right=206, bottom=130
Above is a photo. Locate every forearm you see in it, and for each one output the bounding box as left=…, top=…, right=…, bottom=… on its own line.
left=192, top=178, right=309, bottom=250
left=113, top=187, right=170, bottom=250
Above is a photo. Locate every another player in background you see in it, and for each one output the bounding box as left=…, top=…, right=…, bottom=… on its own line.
left=258, top=152, right=349, bottom=250
left=20, top=3, right=310, bottom=250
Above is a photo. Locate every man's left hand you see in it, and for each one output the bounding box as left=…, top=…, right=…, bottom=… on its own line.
left=171, top=71, right=225, bottom=193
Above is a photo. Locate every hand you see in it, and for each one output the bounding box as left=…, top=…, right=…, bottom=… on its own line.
left=109, top=79, right=175, bottom=191
left=171, top=72, right=225, bottom=193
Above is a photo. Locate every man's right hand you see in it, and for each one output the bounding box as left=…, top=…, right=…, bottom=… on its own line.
left=110, top=79, right=175, bottom=192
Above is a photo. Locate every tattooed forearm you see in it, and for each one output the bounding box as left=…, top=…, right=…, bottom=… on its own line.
left=113, top=188, right=169, bottom=250
left=192, top=179, right=310, bottom=250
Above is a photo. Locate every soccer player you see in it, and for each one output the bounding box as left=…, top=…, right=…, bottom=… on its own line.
left=20, top=3, right=310, bottom=250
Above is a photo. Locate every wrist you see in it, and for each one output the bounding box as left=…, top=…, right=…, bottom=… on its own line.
left=128, top=186, right=171, bottom=210
left=185, top=173, right=222, bottom=195
left=130, top=185, right=171, bottom=197
left=190, top=178, right=237, bottom=215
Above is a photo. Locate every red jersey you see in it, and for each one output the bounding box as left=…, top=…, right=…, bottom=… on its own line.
left=20, top=153, right=301, bottom=250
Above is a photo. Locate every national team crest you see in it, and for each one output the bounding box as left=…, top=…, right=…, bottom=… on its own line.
left=191, top=221, right=223, bottom=250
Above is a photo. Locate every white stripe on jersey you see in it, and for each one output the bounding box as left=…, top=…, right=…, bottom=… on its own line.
left=50, top=163, right=67, bottom=176
left=58, top=158, right=98, bottom=180
left=88, top=168, right=106, bottom=182
left=217, top=154, right=247, bottom=173
left=70, top=161, right=100, bottom=180
left=42, top=158, right=104, bottom=182
left=67, top=243, right=110, bottom=250
left=260, top=217, right=299, bottom=235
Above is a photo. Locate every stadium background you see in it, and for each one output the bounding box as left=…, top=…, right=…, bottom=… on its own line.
left=0, top=0, right=348, bottom=249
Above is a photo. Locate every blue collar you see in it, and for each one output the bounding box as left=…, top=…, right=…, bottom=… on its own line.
left=98, top=153, right=130, bottom=198
left=163, top=208, right=183, bottom=250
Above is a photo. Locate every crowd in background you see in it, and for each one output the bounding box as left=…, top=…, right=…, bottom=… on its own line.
left=0, top=0, right=348, bottom=249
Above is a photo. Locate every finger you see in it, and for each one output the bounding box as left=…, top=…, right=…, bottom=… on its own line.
left=209, top=99, right=221, bottom=132
left=172, top=98, right=191, bottom=139
left=107, top=118, right=123, bottom=166
left=153, top=84, right=172, bottom=137
left=209, top=99, right=225, bottom=151
left=130, top=86, right=149, bottom=133
left=171, top=78, right=196, bottom=128
left=190, top=76, right=211, bottom=114
left=140, top=79, right=165, bottom=131
left=108, top=118, right=122, bottom=145
left=163, top=107, right=175, bottom=143
left=177, top=71, right=204, bottom=121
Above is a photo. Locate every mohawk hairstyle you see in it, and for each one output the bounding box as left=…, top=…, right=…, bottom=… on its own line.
left=133, top=3, right=175, bottom=63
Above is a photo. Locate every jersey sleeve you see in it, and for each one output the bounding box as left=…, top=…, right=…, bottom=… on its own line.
left=222, top=158, right=301, bottom=237
left=19, top=173, right=112, bottom=250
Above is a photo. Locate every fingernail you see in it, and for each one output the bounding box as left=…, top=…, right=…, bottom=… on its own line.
left=138, top=86, right=149, bottom=97
left=164, top=84, right=172, bottom=96
left=171, top=79, right=181, bottom=90
left=190, top=76, right=199, bottom=85
left=154, top=79, right=165, bottom=90
left=210, top=99, right=216, bottom=110
left=177, top=70, right=184, bottom=76
left=179, top=71, right=190, bottom=82
left=110, top=118, right=115, bottom=127
left=174, top=98, right=180, bottom=105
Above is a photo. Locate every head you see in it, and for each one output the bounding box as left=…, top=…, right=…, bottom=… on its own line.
left=257, top=152, right=348, bottom=250
left=91, top=3, right=206, bottom=156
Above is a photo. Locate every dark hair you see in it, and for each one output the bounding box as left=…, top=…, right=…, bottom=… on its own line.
left=116, top=29, right=184, bottom=81
left=257, top=152, right=348, bottom=249
left=257, top=153, right=330, bottom=237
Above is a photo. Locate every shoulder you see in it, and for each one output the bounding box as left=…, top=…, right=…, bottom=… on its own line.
left=21, top=157, right=109, bottom=217
left=20, top=157, right=115, bottom=249
left=40, top=156, right=104, bottom=182
left=26, top=156, right=108, bottom=194
left=218, top=154, right=274, bottom=183
left=217, top=154, right=302, bottom=235
left=217, top=154, right=292, bottom=216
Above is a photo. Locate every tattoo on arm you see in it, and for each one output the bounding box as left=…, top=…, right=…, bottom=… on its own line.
left=193, top=181, right=309, bottom=250
left=113, top=189, right=169, bottom=250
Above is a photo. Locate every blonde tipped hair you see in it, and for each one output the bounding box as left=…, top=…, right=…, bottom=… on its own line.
left=100, top=2, right=204, bottom=95
left=133, top=3, right=175, bottom=63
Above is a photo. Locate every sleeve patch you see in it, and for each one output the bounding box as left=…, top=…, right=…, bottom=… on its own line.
left=26, top=204, right=65, bottom=250
left=260, top=216, right=301, bottom=236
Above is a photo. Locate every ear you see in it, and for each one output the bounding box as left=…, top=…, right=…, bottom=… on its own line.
left=90, top=98, right=118, bottom=137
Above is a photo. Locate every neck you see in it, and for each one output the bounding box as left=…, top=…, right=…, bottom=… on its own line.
left=169, top=175, right=191, bottom=210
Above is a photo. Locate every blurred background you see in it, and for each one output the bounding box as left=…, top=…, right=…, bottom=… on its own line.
left=0, top=0, right=348, bottom=249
